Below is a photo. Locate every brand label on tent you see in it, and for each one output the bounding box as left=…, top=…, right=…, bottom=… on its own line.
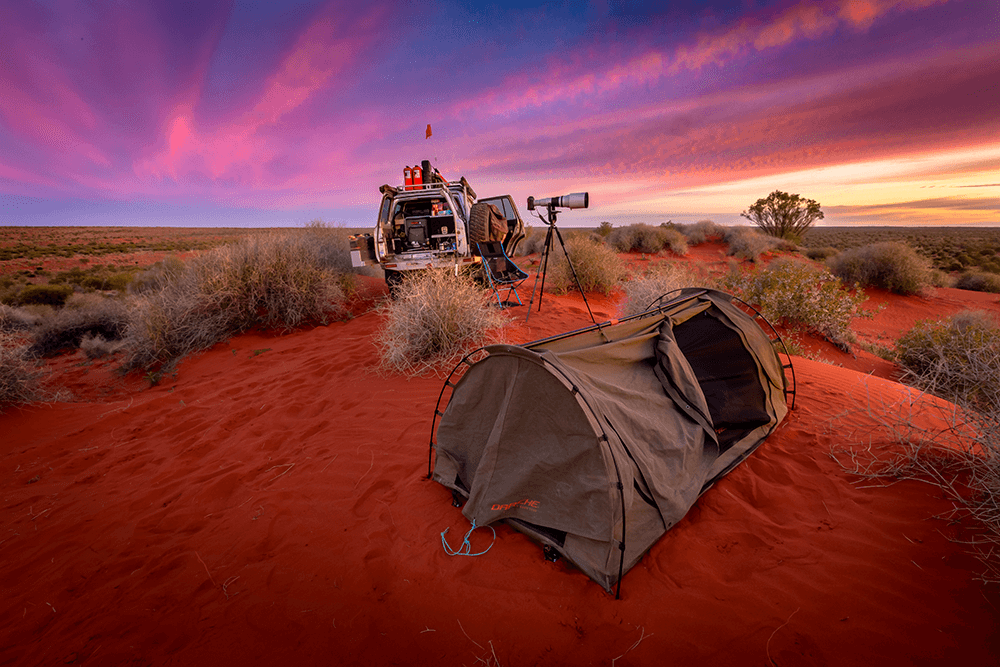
left=491, top=498, right=539, bottom=512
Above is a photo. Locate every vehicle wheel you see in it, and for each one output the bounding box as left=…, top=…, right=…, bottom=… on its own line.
left=468, top=202, right=494, bottom=245
left=385, top=269, right=405, bottom=298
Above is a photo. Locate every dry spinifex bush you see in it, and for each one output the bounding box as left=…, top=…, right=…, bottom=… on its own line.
left=374, top=270, right=509, bottom=375
left=830, top=311, right=1000, bottom=582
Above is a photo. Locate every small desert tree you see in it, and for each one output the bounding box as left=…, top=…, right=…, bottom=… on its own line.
left=741, top=191, right=823, bottom=242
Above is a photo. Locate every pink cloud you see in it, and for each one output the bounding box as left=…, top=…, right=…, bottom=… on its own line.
left=134, top=5, right=388, bottom=196
left=445, top=0, right=954, bottom=123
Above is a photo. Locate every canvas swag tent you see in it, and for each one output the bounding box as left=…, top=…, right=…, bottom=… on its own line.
left=429, top=288, right=795, bottom=596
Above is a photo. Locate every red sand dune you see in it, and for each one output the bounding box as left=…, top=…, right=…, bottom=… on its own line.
left=2, top=272, right=999, bottom=665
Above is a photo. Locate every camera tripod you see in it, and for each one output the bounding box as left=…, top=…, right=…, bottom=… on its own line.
left=524, top=204, right=598, bottom=326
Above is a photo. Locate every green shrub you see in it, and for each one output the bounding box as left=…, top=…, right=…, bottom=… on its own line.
left=374, top=271, right=508, bottom=374
left=0, top=332, right=46, bottom=411
left=617, top=262, right=702, bottom=317
left=607, top=224, right=688, bottom=255
left=49, top=267, right=88, bottom=286
left=955, top=271, right=1000, bottom=293
left=827, top=242, right=930, bottom=295
left=15, top=284, right=74, bottom=307
left=720, top=257, right=869, bottom=347
left=546, top=236, right=627, bottom=295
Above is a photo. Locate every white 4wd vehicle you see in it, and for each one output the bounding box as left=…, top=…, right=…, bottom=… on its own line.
left=350, top=160, right=525, bottom=292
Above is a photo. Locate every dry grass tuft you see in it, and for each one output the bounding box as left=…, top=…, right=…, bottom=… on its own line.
left=676, top=219, right=725, bottom=245
left=128, top=256, right=186, bottom=295
left=0, top=304, right=42, bottom=332
left=607, top=224, right=688, bottom=255
left=374, top=270, right=509, bottom=375
left=722, top=226, right=785, bottom=261
left=121, top=231, right=348, bottom=373
left=80, top=333, right=124, bottom=359
left=617, top=262, right=703, bottom=317
left=895, top=311, right=1000, bottom=410
left=545, top=236, right=627, bottom=295
left=29, top=298, right=128, bottom=358
left=0, top=332, right=47, bottom=412
left=832, top=311, right=1000, bottom=582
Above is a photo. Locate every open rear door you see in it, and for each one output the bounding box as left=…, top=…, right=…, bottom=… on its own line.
left=478, top=195, right=525, bottom=256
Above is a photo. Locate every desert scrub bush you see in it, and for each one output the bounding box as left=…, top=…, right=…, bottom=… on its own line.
left=79, top=333, right=123, bottom=359
left=374, top=271, right=508, bottom=374
left=0, top=332, right=46, bottom=411
left=516, top=227, right=546, bottom=256
left=661, top=227, right=689, bottom=255
left=804, top=246, right=839, bottom=261
left=617, top=262, right=702, bottom=317
left=546, top=236, right=627, bottom=295
left=29, top=297, right=128, bottom=357
left=121, top=232, right=347, bottom=373
left=128, top=257, right=186, bottom=295
left=193, top=232, right=347, bottom=328
left=722, top=226, right=782, bottom=262
left=927, top=269, right=950, bottom=288
left=840, top=311, right=1000, bottom=581
left=0, top=304, right=41, bottom=332
left=606, top=224, right=688, bottom=255
left=720, top=257, right=869, bottom=348
left=827, top=242, right=930, bottom=295
left=299, top=220, right=359, bottom=275
left=14, top=284, right=74, bottom=307
left=896, top=311, right=1000, bottom=410
left=677, top=219, right=725, bottom=245
left=955, top=271, right=1000, bottom=293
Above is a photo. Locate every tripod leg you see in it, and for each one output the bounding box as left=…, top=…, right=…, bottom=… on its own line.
left=551, top=225, right=599, bottom=327
left=524, top=225, right=554, bottom=323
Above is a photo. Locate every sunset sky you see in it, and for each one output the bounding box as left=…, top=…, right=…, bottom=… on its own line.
left=1, top=0, right=997, bottom=228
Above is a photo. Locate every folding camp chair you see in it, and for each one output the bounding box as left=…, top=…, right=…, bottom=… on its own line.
left=476, top=242, right=529, bottom=307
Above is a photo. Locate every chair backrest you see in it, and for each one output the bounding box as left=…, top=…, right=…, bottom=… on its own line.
left=477, top=241, right=505, bottom=257
left=477, top=242, right=527, bottom=283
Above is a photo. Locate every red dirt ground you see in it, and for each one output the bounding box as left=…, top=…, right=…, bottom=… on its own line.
left=2, top=260, right=1000, bottom=665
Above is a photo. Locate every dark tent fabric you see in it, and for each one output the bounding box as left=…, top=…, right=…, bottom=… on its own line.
left=431, top=288, right=791, bottom=593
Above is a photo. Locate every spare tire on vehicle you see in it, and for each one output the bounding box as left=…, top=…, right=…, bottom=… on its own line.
left=469, top=202, right=507, bottom=246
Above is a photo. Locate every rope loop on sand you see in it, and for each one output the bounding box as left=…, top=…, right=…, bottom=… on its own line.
left=441, top=518, right=495, bottom=557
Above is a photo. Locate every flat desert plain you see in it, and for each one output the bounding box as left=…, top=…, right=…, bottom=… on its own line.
left=2, top=238, right=1000, bottom=666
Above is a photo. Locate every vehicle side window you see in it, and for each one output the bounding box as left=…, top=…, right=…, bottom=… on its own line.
left=482, top=196, right=516, bottom=222
left=500, top=197, right=515, bottom=220
left=378, top=196, right=392, bottom=223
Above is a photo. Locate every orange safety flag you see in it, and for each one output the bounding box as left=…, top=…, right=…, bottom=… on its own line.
left=425, top=123, right=432, bottom=139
